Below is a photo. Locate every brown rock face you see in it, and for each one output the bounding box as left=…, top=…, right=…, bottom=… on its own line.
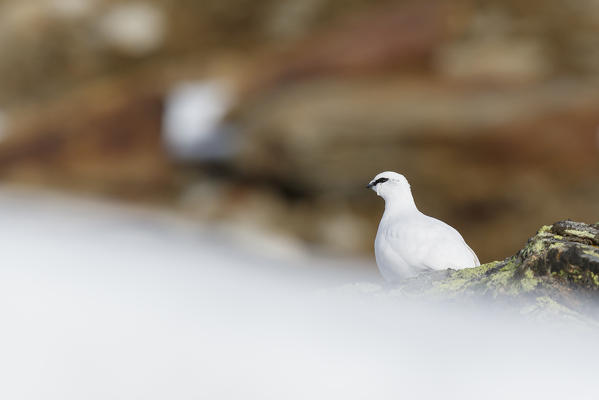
left=0, top=83, right=176, bottom=200
left=523, top=221, right=599, bottom=284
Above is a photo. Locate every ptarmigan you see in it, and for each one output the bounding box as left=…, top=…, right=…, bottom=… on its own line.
left=367, top=171, right=480, bottom=282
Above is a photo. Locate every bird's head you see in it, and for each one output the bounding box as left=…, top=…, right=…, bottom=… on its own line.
left=366, top=171, right=411, bottom=200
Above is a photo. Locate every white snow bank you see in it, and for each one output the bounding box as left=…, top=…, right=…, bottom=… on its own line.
left=0, top=187, right=596, bottom=400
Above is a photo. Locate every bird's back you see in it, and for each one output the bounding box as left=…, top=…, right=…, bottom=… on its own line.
left=375, top=211, right=479, bottom=281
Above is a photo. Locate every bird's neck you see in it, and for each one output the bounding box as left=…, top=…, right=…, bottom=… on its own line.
left=382, top=192, right=418, bottom=217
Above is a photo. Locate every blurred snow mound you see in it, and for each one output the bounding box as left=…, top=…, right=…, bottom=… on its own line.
left=163, top=81, right=237, bottom=161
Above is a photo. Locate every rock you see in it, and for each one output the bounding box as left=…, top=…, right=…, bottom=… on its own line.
left=233, top=78, right=599, bottom=194
left=396, top=220, right=599, bottom=323
left=436, top=36, right=550, bottom=83
left=0, top=110, right=7, bottom=142
left=49, top=0, right=97, bottom=20
left=0, top=80, right=176, bottom=200
left=248, top=1, right=446, bottom=89
left=435, top=7, right=551, bottom=83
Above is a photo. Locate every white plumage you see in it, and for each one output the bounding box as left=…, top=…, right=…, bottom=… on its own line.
left=367, top=171, right=480, bottom=282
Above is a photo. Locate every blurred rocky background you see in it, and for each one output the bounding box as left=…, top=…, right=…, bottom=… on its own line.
left=0, top=0, right=598, bottom=262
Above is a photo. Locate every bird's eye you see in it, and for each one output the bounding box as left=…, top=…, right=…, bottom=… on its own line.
left=375, top=178, right=389, bottom=185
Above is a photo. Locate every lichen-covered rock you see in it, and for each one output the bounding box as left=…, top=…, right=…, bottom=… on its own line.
left=396, top=220, right=599, bottom=323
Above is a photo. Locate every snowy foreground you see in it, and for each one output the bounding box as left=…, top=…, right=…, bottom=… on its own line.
left=0, top=188, right=597, bottom=400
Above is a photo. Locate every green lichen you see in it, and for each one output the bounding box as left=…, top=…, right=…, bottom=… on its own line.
left=519, top=269, right=540, bottom=292
left=528, top=238, right=546, bottom=254
left=551, top=267, right=599, bottom=289
left=538, top=225, right=553, bottom=234
left=582, top=248, right=599, bottom=257
left=427, top=259, right=536, bottom=297
left=564, top=229, right=596, bottom=239
left=486, top=260, right=517, bottom=290
left=520, top=296, right=586, bottom=321
left=427, top=261, right=501, bottom=296
left=450, top=261, right=500, bottom=280
left=431, top=278, right=469, bottom=295
left=520, top=296, right=558, bottom=315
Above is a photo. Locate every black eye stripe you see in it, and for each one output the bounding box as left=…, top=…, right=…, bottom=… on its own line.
left=374, top=177, right=389, bottom=185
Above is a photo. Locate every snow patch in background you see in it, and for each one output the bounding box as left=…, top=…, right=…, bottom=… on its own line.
left=163, top=81, right=237, bottom=161
left=97, top=2, right=165, bottom=56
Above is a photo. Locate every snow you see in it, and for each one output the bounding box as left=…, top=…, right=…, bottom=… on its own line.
left=162, top=81, right=237, bottom=161
left=0, top=187, right=596, bottom=400
left=97, top=2, right=165, bottom=56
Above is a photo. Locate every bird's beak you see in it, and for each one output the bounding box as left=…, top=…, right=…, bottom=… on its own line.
left=366, top=182, right=374, bottom=189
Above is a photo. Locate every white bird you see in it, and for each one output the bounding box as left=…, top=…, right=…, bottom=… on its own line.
left=367, top=171, right=480, bottom=282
